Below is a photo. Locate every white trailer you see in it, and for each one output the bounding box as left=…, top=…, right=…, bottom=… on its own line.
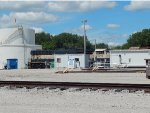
left=110, top=49, right=150, bottom=68
left=54, top=54, right=90, bottom=69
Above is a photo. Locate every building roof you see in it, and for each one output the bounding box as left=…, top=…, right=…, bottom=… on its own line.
left=95, top=49, right=106, bottom=51
left=110, top=49, right=150, bottom=53
left=129, top=47, right=140, bottom=50
left=31, top=49, right=94, bottom=55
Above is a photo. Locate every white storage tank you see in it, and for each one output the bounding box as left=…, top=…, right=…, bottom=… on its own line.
left=0, top=26, right=42, bottom=69
left=0, top=27, right=35, bottom=45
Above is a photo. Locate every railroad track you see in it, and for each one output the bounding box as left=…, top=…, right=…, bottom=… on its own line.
left=56, top=69, right=146, bottom=74
left=0, top=81, right=150, bottom=91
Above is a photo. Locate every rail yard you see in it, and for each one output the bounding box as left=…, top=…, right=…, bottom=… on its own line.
left=0, top=69, right=150, bottom=113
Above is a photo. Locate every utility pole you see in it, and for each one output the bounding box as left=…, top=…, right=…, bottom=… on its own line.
left=82, top=20, right=87, bottom=55
left=21, top=26, right=26, bottom=69
left=82, top=20, right=87, bottom=68
left=95, top=39, right=96, bottom=50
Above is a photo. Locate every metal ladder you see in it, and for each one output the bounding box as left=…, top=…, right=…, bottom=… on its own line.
left=2, top=27, right=23, bottom=44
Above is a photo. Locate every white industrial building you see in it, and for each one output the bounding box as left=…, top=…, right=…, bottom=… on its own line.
left=54, top=54, right=90, bottom=69
left=110, top=49, right=150, bottom=68
left=0, top=26, right=42, bottom=69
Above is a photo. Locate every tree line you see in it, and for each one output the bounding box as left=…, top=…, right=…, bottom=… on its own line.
left=122, top=29, right=150, bottom=49
left=35, top=32, right=108, bottom=50
left=35, top=28, right=150, bottom=50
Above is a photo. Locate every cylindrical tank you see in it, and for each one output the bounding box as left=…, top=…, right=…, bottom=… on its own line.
left=0, top=27, right=35, bottom=45
left=0, top=44, right=42, bottom=69
left=0, top=26, right=42, bottom=69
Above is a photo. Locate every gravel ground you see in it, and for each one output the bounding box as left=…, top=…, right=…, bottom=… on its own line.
left=0, top=87, right=150, bottom=113
left=0, top=69, right=149, bottom=84
left=0, top=69, right=150, bottom=113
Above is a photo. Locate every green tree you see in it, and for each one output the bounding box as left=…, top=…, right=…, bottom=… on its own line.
left=124, top=29, right=150, bottom=48
left=111, top=45, right=122, bottom=50
left=35, top=32, right=54, bottom=49
left=96, top=43, right=108, bottom=49
left=35, top=32, right=94, bottom=50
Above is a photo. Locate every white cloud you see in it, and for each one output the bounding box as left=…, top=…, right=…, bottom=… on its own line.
left=108, top=42, right=121, bottom=46
left=0, top=12, right=59, bottom=27
left=107, top=24, right=120, bottom=29
left=91, top=31, right=129, bottom=46
left=124, top=1, right=150, bottom=11
left=0, top=1, right=117, bottom=12
left=31, top=27, right=44, bottom=33
left=48, top=1, right=117, bottom=12
left=67, top=24, right=92, bottom=34
left=80, top=24, right=92, bottom=30
left=0, top=1, right=46, bottom=11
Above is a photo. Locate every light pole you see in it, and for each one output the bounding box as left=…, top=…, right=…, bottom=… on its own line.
left=82, top=20, right=87, bottom=55
left=89, top=39, right=97, bottom=50
left=95, top=39, right=96, bottom=50
left=82, top=20, right=87, bottom=68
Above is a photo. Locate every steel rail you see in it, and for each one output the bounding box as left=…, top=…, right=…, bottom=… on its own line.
left=0, top=81, right=150, bottom=90
left=56, top=69, right=146, bottom=73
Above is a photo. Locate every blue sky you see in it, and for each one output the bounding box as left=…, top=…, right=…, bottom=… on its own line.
left=0, top=1, right=150, bottom=46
